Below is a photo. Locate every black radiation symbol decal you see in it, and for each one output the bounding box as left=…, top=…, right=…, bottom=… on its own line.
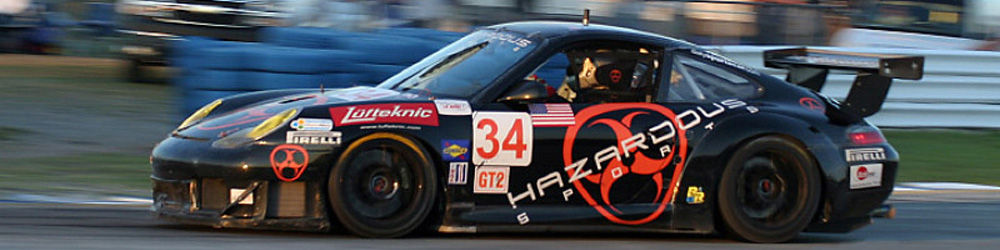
left=271, top=144, right=309, bottom=182
left=563, top=103, right=688, bottom=225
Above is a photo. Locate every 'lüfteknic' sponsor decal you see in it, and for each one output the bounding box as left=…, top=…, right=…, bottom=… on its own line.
left=329, top=103, right=438, bottom=127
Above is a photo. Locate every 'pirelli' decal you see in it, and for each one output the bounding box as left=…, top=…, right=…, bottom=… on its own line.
left=846, top=148, right=886, bottom=162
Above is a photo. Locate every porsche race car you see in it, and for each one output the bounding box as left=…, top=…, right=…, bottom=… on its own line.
left=151, top=21, right=923, bottom=243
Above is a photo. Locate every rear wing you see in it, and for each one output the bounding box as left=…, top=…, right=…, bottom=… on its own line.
left=763, top=48, right=924, bottom=117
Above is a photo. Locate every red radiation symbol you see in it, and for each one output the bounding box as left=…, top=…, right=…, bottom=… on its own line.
left=609, top=69, right=622, bottom=83
left=857, top=166, right=869, bottom=181
left=799, top=97, right=824, bottom=113
left=270, top=144, right=309, bottom=182
left=563, top=103, right=688, bottom=225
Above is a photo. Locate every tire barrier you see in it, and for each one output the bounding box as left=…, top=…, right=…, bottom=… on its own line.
left=244, top=45, right=362, bottom=74
left=339, top=36, right=438, bottom=65
left=259, top=27, right=361, bottom=50
left=173, top=27, right=467, bottom=118
left=180, top=69, right=245, bottom=91
left=356, top=63, right=408, bottom=85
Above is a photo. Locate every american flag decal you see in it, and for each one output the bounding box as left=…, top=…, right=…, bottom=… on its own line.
left=529, top=103, right=575, bottom=127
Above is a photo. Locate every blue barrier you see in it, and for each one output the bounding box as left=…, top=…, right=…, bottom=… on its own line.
left=321, top=73, right=367, bottom=88
left=174, top=27, right=468, bottom=116
left=356, top=63, right=408, bottom=84
left=373, top=27, right=465, bottom=44
left=181, top=69, right=245, bottom=91
left=339, top=36, right=437, bottom=65
left=243, top=71, right=327, bottom=90
left=245, top=45, right=362, bottom=73
left=172, top=38, right=260, bottom=71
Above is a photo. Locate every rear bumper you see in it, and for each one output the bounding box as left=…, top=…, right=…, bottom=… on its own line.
left=805, top=160, right=898, bottom=233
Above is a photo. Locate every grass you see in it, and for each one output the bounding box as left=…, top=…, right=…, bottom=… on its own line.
left=0, top=153, right=151, bottom=198
left=885, top=129, right=1000, bottom=186
left=0, top=127, right=31, bottom=141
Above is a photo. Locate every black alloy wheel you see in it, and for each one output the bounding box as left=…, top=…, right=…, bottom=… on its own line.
left=329, top=133, right=437, bottom=238
left=718, top=136, right=821, bottom=243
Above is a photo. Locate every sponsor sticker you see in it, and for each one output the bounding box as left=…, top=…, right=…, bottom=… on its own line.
left=690, top=49, right=760, bottom=75
left=447, top=162, right=468, bottom=185
left=229, top=188, right=253, bottom=205
left=686, top=186, right=705, bottom=204
left=472, top=112, right=533, bottom=167
left=529, top=103, right=575, bottom=127
left=846, top=148, right=886, bottom=162
left=357, top=124, right=422, bottom=130
left=329, top=103, right=438, bottom=127
left=434, top=99, right=472, bottom=116
left=289, top=118, right=333, bottom=131
left=442, top=140, right=470, bottom=161
left=474, top=166, right=509, bottom=194
left=270, top=144, right=309, bottom=182
left=286, top=131, right=342, bottom=145
left=850, top=163, right=883, bottom=189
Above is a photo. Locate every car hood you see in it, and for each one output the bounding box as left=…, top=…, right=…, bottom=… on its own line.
left=177, top=87, right=427, bottom=140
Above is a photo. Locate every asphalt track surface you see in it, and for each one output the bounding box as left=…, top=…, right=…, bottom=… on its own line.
left=1, top=191, right=998, bottom=250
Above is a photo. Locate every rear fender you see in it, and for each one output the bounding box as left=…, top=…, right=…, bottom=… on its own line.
left=670, top=112, right=841, bottom=233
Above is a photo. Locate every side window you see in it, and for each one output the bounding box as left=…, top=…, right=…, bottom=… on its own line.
left=522, top=44, right=661, bottom=103
left=660, top=54, right=760, bottom=103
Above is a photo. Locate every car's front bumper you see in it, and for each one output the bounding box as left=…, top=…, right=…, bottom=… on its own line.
left=150, top=136, right=338, bottom=231
left=151, top=176, right=331, bottom=231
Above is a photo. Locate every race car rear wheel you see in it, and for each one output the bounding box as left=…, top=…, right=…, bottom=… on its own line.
left=718, top=136, right=820, bottom=243
left=328, top=133, right=437, bottom=238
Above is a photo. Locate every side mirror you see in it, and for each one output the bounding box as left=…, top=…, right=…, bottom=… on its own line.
left=497, top=80, right=549, bottom=103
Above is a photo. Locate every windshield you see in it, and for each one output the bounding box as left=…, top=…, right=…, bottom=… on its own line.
left=376, top=29, right=539, bottom=99
left=854, top=0, right=965, bottom=37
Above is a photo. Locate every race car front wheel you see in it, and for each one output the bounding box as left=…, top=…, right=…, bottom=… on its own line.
left=718, top=136, right=821, bottom=243
left=329, top=133, right=438, bottom=238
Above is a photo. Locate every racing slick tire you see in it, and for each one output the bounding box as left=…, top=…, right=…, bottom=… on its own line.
left=717, top=136, right=821, bottom=243
left=328, top=133, right=438, bottom=238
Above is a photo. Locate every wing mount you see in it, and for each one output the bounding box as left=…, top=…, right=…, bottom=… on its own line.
left=764, top=48, right=924, bottom=117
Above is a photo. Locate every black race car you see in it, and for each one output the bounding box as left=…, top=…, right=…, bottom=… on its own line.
left=151, top=21, right=923, bottom=243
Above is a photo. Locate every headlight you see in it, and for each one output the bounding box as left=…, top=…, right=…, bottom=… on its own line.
left=178, top=99, right=222, bottom=130
left=247, top=108, right=298, bottom=139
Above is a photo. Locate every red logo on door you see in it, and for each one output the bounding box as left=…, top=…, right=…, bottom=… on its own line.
left=271, top=144, right=309, bottom=182
left=562, top=103, right=688, bottom=225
